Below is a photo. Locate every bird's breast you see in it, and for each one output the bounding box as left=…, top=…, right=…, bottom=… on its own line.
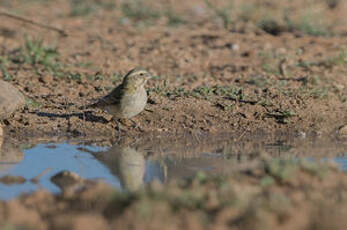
left=108, top=87, right=147, bottom=119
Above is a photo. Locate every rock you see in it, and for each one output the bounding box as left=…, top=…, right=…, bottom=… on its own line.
left=38, top=74, right=53, bottom=84
left=0, top=175, right=26, bottom=184
left=50, top=170, right=84, bottom=192
left=51, top=170, right=105, bottom=194
left=338, top=125, right=347, bottom=136
left=0, top=80, right=25, bottom=119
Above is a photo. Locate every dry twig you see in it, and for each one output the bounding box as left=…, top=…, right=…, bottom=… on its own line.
left=0, top=10, right=67, bottom=36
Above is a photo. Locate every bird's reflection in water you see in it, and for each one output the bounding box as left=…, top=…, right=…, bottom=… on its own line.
left=89, top=144, right=165, bottom=191
left=113, top=146, right=146, bottom=191
left=84, top=142, right=254, bottom=191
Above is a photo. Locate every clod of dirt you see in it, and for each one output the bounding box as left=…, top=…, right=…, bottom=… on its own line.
left=0, top=80, right=25, bottom=120
left=50, top=170, right=105, bottom=195
left=0, top=175, right=26, bottom=184
left=38, top=75, right=54, bottom=84
left=51, top=170, right=84, bottom=192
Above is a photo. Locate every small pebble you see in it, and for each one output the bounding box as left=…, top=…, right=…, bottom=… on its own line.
left=296, top=131, right=306, bottom=139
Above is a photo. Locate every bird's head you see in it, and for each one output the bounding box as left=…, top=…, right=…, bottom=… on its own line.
left=122, top=68, right=151, bottom=89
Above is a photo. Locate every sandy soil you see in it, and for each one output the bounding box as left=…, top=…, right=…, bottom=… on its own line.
left=0, top=0, right=346, bottom=141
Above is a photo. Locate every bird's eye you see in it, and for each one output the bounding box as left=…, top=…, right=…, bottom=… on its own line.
left=139, top=73, right=144, bottom=76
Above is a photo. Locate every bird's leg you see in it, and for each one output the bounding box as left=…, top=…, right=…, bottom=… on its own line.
left=118, top=118, right=135, bottom=128
left=111, top=118, right=122, bottom=141
left=116, top=121, right=121, bottom=141
left=129, top=118, right=138, bottom=128
left=82, top=111, right=87, bottom=123
left=129, top=118, right=144, bottom=132
left=118, top=118, right=142, bottom=131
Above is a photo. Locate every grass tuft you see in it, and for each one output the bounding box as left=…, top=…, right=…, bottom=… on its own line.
left=121, top=0, right=160, bottom=24
left=203, top=0, right=232, bottom=29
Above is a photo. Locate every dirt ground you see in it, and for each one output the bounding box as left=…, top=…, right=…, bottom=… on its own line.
left=0, top=0, right=347, bottom=229
left=0, top=0, right=346, bottom=141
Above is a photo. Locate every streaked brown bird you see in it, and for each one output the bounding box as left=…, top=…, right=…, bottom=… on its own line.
left=88, top=67, right=151, bottom=120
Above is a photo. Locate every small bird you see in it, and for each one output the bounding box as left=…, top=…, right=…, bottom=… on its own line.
left=88, top=68, right=152, bottom=125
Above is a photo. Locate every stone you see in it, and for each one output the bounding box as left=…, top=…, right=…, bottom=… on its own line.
left=38, top=74, right=53, bottom=84
left=0, top=175, right=26, bottom=184
left=0, top=80, right=25, bottom=119
left=338, top=125, right=347, bottom=136
left=50, top=170, right=84, bottom=191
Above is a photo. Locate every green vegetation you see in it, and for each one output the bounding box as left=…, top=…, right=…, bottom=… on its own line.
left=0, top=223, right=18, bottom=230
left=0, top=60, right=12, bottom=81
left=21, top=38, right=60, bottom=68
left=246, top=75, right=269, bottom=87
left=264, top=158, right=300, bottom=183
left=203, top=0, right=232, bottom=29
left=262, top=158, right=331, bottom=185
left=161, top=85, right=247, bottom=102
left=306, top=87, right=330, bottom=99
left=0, top=0, right=48, bottom=7
left=266, top=109, right=296, bottom=124
left=293, top=14, right=331, bottom=36
left=69, top=0, right=115, bottom=17
left=1, top=37, right=65, bottom=79
left=25, top=97, right=42, bottom=109
left=238, top=4, right=333, bottom=36
left=121, top=0, right=161, bottom=24
left=0, top=37, right=124, bottom=81
left=166, top=7, right=187, bottom=27
left=257, top=51, right=286, bottom=76
left=1, top=37, right=63, bottom=78
left=120, top=0, right=186, bottom=27
left=297, top=50, right=346, bottom=69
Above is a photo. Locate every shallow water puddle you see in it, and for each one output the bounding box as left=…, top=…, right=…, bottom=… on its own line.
left=0, top=139, right=346, bottom=200
left=0, top=143, right=165, bottom=199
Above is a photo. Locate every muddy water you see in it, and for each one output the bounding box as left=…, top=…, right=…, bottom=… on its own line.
left=0, top=136, right=346, bottom=200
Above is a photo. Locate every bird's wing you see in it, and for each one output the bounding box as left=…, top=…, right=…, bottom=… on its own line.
left=89, top=84, right=124, bottom=108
